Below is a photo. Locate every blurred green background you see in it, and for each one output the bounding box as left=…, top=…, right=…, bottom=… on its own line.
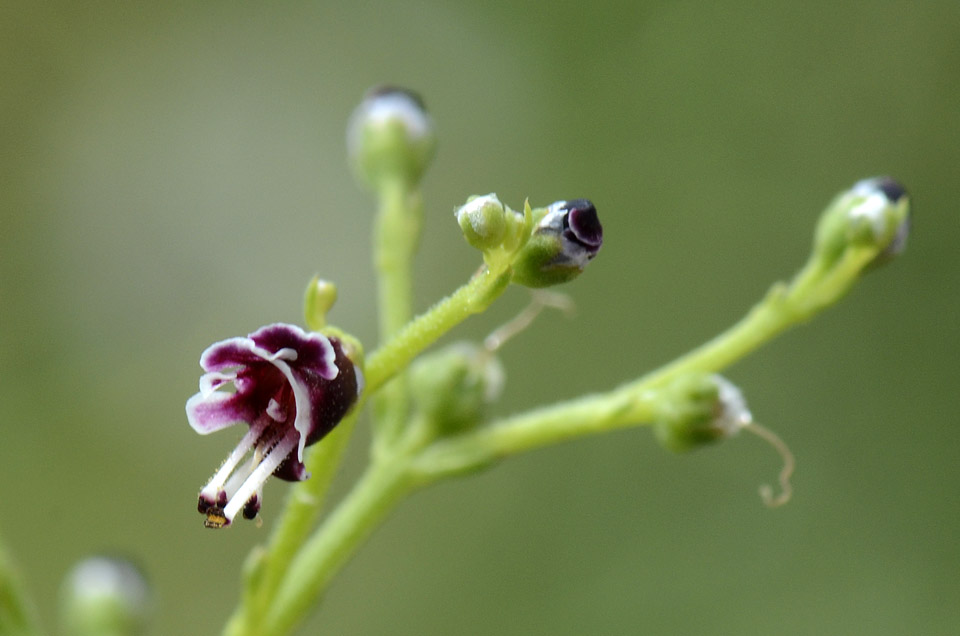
left=2, top=1, right=959, bottom=634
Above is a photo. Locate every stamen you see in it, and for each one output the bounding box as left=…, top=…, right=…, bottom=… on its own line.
left=222, top=454, right=259, bottom=500
left=242, top=490, right=263, bottom=520
left=216, top=430, right=300, bottom=527
left=197, top=423, right=265, bottom=508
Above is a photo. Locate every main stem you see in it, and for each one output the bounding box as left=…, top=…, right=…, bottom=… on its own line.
left=224, top=413, right=361, bottom=634
left=373, top=180, right=421, bottom=446
left=262, top=460, right=417, bottom=636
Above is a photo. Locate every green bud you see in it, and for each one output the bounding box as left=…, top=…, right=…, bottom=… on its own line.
left=652, top=374, right=751, bottom=453
left=511, top=199, right=603, bottom=287
left=409, top=342, right=504, bottom=433
left=60, top=557, right=149, bottom=636
left=346, top=86, right=436, bottom=191
left=455, top=193, right=509, bottom=251
left=303, top=276, right=338, bottom=331
left=813, top=176, right=910, bottom=270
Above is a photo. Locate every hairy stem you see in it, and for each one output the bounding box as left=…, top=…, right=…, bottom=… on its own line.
left=373, top=180, right=421, bottom=446
left=262, top=459, right=417, bottom=636
left=223, top=411, right=361, bottom=635
left=366, top=265, right=512, bottom=394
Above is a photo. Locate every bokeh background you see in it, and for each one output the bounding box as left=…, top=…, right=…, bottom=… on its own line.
left=2, top=1, right=959, bottom=634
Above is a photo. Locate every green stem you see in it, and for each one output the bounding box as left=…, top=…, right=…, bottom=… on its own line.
left=373, top=180, right=422, bottom=445
left=247, top=242, right=879, bottom=635
left=414, top=248, right=879, bottom=477
left=411, top=387, right=655, bottom=479
left=262, top=460, right=417, bottom=636
left=225, top=411, right=361, bottom=635
left=366, top=265, right=512, bottom=394
left=374, top=181, right=421, bottom=339
left=0, top=534, right=42, bottom=636
left=622, top=246, right=875, bottom=394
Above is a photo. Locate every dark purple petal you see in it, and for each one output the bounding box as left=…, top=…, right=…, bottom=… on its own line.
left=186, top=390, right=258, bottom=434
left=200, top=337, right=266, bottom=372
left=273, top=451, right=309, bottom=482
left=289, top=339, right=361, bottom=447
left=248, top=323, right=339, bottom=381
left=562, top=200, right=603, bottom=252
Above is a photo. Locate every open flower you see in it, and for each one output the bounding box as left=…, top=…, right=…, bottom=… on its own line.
left=186, top=323, right=362, bottom=528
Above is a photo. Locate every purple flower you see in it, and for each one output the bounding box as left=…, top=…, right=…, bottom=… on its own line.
left=186, top=323, right=362, bottom=528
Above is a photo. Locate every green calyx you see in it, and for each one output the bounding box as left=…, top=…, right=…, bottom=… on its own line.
left=409, top=342, right=504, bottom=434
left=510, top=231, right=584, bottom=287
left=652, top=374, right=751, bottom=453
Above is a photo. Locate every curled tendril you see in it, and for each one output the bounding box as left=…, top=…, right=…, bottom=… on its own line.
left=743, top=422, right=795, bottom=508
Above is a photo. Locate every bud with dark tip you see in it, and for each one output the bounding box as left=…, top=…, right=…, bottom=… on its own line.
left=346, top=86, right=436, bottom=191
left=511, top=199, right=603, bottom=287
left=813, top=176, right=910, bottom=270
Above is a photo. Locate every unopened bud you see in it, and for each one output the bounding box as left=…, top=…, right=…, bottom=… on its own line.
left=813, top=176, right=910, bottom=269
left=346, top=86, right=436, bottom=191
left=456, top=194, right=510, bottom=251
left=60, top=556, right=149, bottom=636
left=652, top=374, right=751, bottom=453
left=303, top=276, right=338, bottom=331
left=409, top=342, right=504, bottom=433
left=511, top=199, right=603, bottom=288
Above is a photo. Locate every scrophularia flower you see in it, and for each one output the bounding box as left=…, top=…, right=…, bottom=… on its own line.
left=186, top=323, right=362, bottom=528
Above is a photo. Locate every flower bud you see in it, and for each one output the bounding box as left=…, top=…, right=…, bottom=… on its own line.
left=303, top=276, right=338, bottom=331
left=455, top=193, right=510, bottom=251
left=813, top=176, right=910, bottom=269
left=652, top=374, right=751, bottom=453
left=409, top=342, right=504, bottom=433
left=346, top=86, right=436, bottom=191
left=60, top=556, right=150, bottom=636
left=510, top=199, right=603, bottom=288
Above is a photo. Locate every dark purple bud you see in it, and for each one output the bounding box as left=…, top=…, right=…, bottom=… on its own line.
left=511, top=199, right=604, bottom=288
left=561, top=199, right=603, bottom=257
